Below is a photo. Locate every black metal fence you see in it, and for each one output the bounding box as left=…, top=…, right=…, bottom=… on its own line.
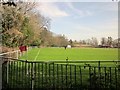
left=1, top=57, right=120, bottom=90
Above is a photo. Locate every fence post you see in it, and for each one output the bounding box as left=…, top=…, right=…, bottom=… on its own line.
left=109, top=67, right=111, bottom=88
left=57, top=64, right=59, bottom=88
left=66, top=65, right=67, bottom=88
left=74, top=65, right=76, bottom=87
left=89, top=66, right=91, bottom=88
left=70, top=65, right=72, bottom=88
left=7, top=60, right=9, bottom=84
left=0, top=57, right=2, bottom=90
left=79, top=66, right=82, bottom=86
left=42, top=63, right=43, bottom=88
left=61, top=64, right=63, bottom=89
left=49, top=63, right=51, bottom=86
left=115, top=67, right=117, bottom=89
left=53, top=63, right=55, bottom=88
left=104, top=67, right=106, bottom=88
left=45, top=63, right=47, bottom=85
left=98, top=61, right=100, bottom=68
left=31, top=63, right=34, bottom=90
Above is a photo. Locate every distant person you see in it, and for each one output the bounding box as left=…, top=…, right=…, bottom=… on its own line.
left=19, top=44, right=27, bottom=52
left=64, top=46, right=67, bottom=50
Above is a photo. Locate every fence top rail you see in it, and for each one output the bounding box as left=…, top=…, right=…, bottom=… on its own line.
left=1, top=56, right=119, bottom=68
left=0, top=50, right=20, bottom=56
left=40, top=60, right=120, bottom=63
left=0, top=56, right=120, bottom=63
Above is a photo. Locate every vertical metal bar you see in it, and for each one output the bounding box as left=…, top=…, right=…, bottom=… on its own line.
left=21, top=62, right=24, bottom=87
left=7, top=61, right=9, bottom=84
left=94, top=67, right=96, bottom=75
left=45, top=63, right=47, bottom=86
left=2, top=61, right=4, bottom=89
left=25, top=61, right=27, bottom=88
left=115, top=67, right=117, bottom=89
left=22, top=61, right=24, bottom=88
left=109, top=67, right=112, bottom=88
left=38, top=63, right=40, bottom=88
left=30, top=63, right=31, bottom=89
left=11, top=61, right=13, bottom=88
left=24, top=61, right=26, bottom=88
left=14, top=61, right=16, bottom=87
left=49, top=63, right=51, bottom=87
left=0, top=57, right=2, bottom=90
left=70, top=65, right=72, bottom=88
left=8, top=60, right=11, bottom=87
left=89, top=66, right=91, bottom=89
left=34, top=63, right=36, bottom=89
left=57, top=64, right=59, bottom=88
left=28, top=62, right=30, bottom=88
left=93, top=67, right=96, bottom=88
left=42, top=63, right=43, bottom=88
left=27, top=62, right=29, bottom=75
left=98, top=60, right=101, bottom=88
left=9, top=61, right=11, bottom=88
left=98, top=61, right=100, bottom=68
left=79, top=66, right=82, bottom=86
left=12, top=61, right=15, bottom=88
left=18, top=61, right=20, bottom=88
left=100, top=67, right=101, bottom=88
left=2, top=58, right=6, bottom=88
left=2, top=60, right=4, bottom=89
left=66, top=65, right=67, bottom=88
left=98, top=65, right=101, bottom=88
left=31, top=62, right=34, bottom=90
left=53, top=63, right=55, bottom=88
left=16, top=61, right=18, bottom=87
left=74, top=65, right=76, bottom=87
left=6, top=60, right=8, bottom=88
left=61, top=64, right=63, bottom=89
left=104, top=67, right=106, bottom=88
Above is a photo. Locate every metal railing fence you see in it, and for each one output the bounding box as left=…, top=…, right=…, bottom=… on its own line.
left=1, top=57, right=120, bottom=90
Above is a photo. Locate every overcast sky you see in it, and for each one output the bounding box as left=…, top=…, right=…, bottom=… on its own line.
left=36, top=2, right=118, bottom=41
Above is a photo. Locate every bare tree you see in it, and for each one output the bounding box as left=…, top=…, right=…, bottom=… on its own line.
left=101, top=37, right=107, bottom=46
left=91, top=37, right=98, bottom=47
left=107, top=37, right=112, bottom=47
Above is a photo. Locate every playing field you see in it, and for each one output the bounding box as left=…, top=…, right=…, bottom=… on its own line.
left=5, top=47, right=119, bottom=89
left=20, top=47, right=118, bottom=61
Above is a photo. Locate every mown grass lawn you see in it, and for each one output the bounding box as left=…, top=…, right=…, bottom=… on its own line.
left=6, top=47, right=119, bottom=89
left=20, top=47, right=118, bottom=61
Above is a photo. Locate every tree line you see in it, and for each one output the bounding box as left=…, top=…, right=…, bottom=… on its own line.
left=69, top=37, right=119, bottom=48
left=0, top=1, right=69, bottom=48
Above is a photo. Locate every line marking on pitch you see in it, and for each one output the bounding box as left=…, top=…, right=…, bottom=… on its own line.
left=34, top=49, right=41, bottom=61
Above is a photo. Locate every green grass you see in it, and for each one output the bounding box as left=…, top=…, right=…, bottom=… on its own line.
left=4, top=48, right=119, bottom=89
left=20, top=47, right=118, bottom=61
